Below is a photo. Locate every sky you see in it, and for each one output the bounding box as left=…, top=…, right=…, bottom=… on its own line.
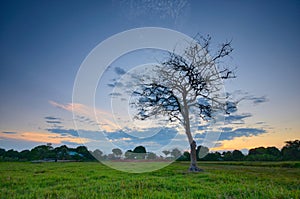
left=0, top=0, right=299, bottom=154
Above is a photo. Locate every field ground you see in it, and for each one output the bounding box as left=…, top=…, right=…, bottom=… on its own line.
left=0, top=161, right=299, bottom=199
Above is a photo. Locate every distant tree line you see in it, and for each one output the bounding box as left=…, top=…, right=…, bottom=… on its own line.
left=0, top=144, right=96, bottom=162
left=0, top=140, right=299, bottom=162
left=177, top=140, right=300, bottom=161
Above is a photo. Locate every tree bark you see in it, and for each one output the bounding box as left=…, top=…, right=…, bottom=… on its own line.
left=182, top=90, right=203, bottom=172
left=189, top=140, right=203, bottom=172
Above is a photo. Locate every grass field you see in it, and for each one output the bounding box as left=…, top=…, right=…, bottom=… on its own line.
left=0, top=161, right=299, bottom=199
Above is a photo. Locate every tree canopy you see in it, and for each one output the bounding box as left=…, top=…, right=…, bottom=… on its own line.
left=132, top=35, right=236, bottom=171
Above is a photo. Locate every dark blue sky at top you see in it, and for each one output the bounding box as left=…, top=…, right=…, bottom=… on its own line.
left=0, top=0, right=299, bottom=150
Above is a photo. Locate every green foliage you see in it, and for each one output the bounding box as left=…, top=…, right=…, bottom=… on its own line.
left=282, top=140, right=300, bottom=161
left=0, top=145, right=96, bottom=162
left=112, top=148, right=122, bottom=158
left=124, top=150, right=135, bottom=159
left=147, top=152, right=157, bottom=160
left=177, top=151, right=190, bottom=161
left=223, top=151, right=233, bottom=161
left=196, top=145, right=209, bottom=160
left=201, top=152, right=222, bottom=161
left=133, top=146, right=146, bottom=153
left=1, top=140, right=299, bottom=163
left=0, top=161, right=299, bottom=198
left=171, top=148, right=181, bottom=159
left=232, top=150, right=244, bottom=161
left=124, top=146, right=147, bottom=160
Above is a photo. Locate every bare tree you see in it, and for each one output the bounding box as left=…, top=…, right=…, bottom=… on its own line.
left=132, top=35, right=236, bottom=171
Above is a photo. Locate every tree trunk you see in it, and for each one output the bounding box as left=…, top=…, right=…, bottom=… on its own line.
left=182, top=89, right=203, bottom=172
left=189, top=140, right=203, bottom=172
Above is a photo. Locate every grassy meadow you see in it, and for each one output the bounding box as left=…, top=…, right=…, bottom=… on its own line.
left=0, top=161, right=299, bottom=199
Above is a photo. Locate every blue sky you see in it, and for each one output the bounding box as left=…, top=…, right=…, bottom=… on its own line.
left=0, top=0, right=299, bottom=153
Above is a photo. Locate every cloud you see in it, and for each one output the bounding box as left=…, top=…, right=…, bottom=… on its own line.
left=109, top=92, right=122, bottom=97
left=49, top=101, right=88, bottom=114
left=103, top=127, right=178, bottom=151
left=49, top=101, right=118, bottom=132
left=198, top=125, right=209, bottom=131
left=220, top=127, right=233, bottom=131
left=229, top=91, right=268, bottom=106
left=61, top=141, right=82, bottom=146
left=74, top=115, right=98, bottom=126
left=44, top=116, right=61, bottom=120
left=2, top=131, right=17, bottom=134
left=246, top=96, right=268, bottom=105
left=46, top=121, right=62, bottom=124
left=0, top=131, right=87, bottom=145
left=44, top=116, right=62, bottom=124
left=195, top=127, right=266, bottom=142
left=114, top=67, right=126, bottom=75
left=107, top=82, right=124, bottom=88
left=225, top=113, right=252, bottom=124
left=47, top=128, right=79, bottom=137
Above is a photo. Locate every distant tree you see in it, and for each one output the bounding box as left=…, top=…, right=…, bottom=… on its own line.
left=247, top=146, right=281, bottom=161
left=132, top=35, right=236, bottom=171
left=147, top=152, right=157, bottom=160
left=281, top=140, right=300, bottom=161
left=133, top=146, right=147, bottom=159
left=162, top=150, right=170, bottom=158
left=133, top=146, right=146, bottom=153
left=19, top=150, right=31, bottom=161
left=112, top=148, right=123, bottom=158
left=102, top=154, right=108, bottom=160
left=178, top=151, right=190, bottom=161
left=125, top=150, right=135, bottom=159
left=75, top=146, right=95, bottom=161
left=266, top=147, right=281, bottom=157
left=222, top=151, right=233, bottom=161
left=107, top=153, right=115, bottom=160
left=183, top=151, right=191, bottom=160
left=196, top=145, right=209, bottom=160
left=232, top=150, right=244, bottom=161
left=31, top=145, right=55, bottom=160
left=202, top=152, right=221, bottom=161
left=4, top=149, right=19, bottom=161
left=248, top=147, right=267, bottom=156
left=0, top=148, right=5, bottom=156
left=171, top=148, right=182, bottom=159
left=54, top=145, right=70, bottom=160
left=93, top=149, right=104, bottom=160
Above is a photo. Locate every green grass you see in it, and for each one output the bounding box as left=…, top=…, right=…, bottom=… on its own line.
left=0, top=161, right=299, bottom=199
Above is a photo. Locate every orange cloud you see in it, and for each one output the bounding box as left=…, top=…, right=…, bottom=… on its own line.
left=212, top=130, right=299, bottom=151
left=49, top=100, right=118, bottom=132
left=0, top=131, right=88, bottom=145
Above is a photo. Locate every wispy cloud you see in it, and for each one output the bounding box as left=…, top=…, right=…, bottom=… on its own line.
left=44, top=116, right=62, bottom=124
left=109, top=92, right=122, bottom=97
left=44, top=116, right=61, bottom=120
left=1, top=131, right=17, bottom=134
left=46, top=121, right=62, bottom=124
left=229, top=90, right=269, bottom=105
left=245, top=96, right=268, bottom=105
left=107, top=82, right=124, bottom=88
left=225, top=113, right=252, bottom=124
left=49, top=101, right=118, bottom=132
